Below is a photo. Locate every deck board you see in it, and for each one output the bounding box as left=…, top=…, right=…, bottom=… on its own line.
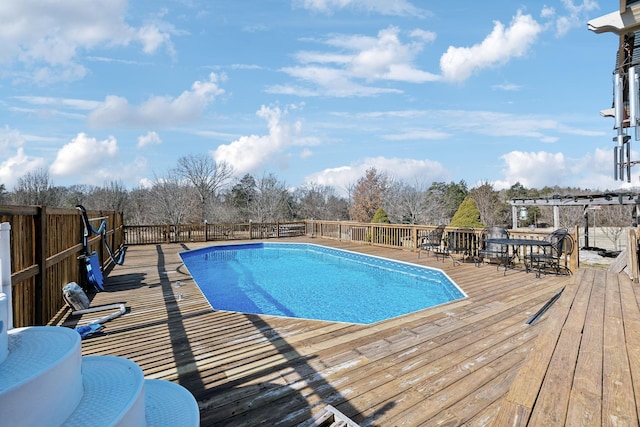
left=48, top=237, right=638, bottom=426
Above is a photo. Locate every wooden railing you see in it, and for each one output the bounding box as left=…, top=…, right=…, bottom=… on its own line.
left=307, top=220, right=579, bottom=273
left=124, top=221, right=306, bottom=245
left=0, top=205, right=124, bottom=327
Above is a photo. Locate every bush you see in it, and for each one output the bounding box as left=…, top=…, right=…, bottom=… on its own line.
left=371, top=207, right=390, bottom=224
left=449, top=197, right=484, bottom=228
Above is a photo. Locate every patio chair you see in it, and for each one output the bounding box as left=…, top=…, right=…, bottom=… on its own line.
left=525, top=228, right=573, bottom=277
left=445, top=227, right=477, bottom=265
left=477, top=226, right=511, bottom=274
left=418, top=226, right=445, bottom=258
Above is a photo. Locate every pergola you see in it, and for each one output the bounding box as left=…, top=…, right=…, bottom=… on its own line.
left=507, top=191, right=640, bottom=231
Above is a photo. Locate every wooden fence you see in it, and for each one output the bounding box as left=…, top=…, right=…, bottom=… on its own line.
left=0, top=205, right=124, bottom=327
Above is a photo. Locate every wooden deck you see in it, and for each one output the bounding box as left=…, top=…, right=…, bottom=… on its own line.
left=49, top=238, right=640, bottom=426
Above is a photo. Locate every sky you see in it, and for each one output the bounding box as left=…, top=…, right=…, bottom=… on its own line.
left=0, top=0, right=632, bottom=196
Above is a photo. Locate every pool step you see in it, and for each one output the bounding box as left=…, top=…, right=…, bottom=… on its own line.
left=0, top=326, right=84, bottom=427
left=0, top=324, right=199, bottom=426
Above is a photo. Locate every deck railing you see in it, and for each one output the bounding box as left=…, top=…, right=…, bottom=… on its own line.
left=1, top=204, right=584, bottom=327
left=124, top=221, right=307, bottom=245
left=0, top=205, right=124, bottom=327
left=125, top=220, right=579, bottom=272
left=307, top=220, right=579, bottom=272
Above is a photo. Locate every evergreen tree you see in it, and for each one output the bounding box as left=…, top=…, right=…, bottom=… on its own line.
left=449, top=197, right=484, bottom=228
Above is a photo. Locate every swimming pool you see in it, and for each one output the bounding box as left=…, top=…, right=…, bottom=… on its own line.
left=179, top=243, right=466, bottom=324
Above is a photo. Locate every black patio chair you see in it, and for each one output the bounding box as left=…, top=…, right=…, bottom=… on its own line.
left=477, top=226, right=511, bottom=274
left=418, top=225, right=445, bottom=258
left=525, top=228, right=573, bottom=277
left=445, top=227, right=477, bottom=265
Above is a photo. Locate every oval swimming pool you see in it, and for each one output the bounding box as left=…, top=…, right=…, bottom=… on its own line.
left=179, top=243, right=466, bottom=324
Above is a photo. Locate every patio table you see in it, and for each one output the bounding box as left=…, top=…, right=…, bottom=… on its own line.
left=485, top=238, right=551, bottom=276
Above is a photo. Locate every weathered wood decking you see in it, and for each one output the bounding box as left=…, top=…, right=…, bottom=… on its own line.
left=49, top=238, right=640, bottom=426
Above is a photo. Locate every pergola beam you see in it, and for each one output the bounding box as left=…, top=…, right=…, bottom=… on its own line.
left=508, top=192, right=640, bottom=229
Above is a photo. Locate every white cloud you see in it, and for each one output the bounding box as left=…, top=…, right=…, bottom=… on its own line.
left=213, top=105, right=310, bottom=175
left=383, top=130, right=451, bottom=140
left=88, top=73, right=224, bottom=127
left=491, top=82, right=521, bottom=91
left=0, top=148, right=47, bottom=190
left=0, top=0, right=176, bottom=84
left=440, top=11, right=543, bottom=83
left=271, top=26, right=439, bottom=97
left=553, top=0, right=599, bottom=37
left=494, top=151, right=567, bottom=189
left=50, top=133, right=118, bottom=177
left=492, top=147, right=639, bottom=191
left=0, top=127, right=47, bottom=189
left=410, top=29, right=437, bottom=43
left=12, top=96, right=101, bottom=110
left=137, top=131, right=162, bottom=148
left=292, top=0, right=430, bottom=17
left=305, top=156, right=448, bottom=196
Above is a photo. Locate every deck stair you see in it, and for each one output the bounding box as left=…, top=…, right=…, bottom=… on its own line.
left=0, top=309, right=200, bottom=426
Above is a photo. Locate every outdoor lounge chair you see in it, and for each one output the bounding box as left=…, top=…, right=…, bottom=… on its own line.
left=525, top=228, right=573, bottom=277
left=418, top=226, right=445, bottom=258
left=477, top=226, right=511, bottom=273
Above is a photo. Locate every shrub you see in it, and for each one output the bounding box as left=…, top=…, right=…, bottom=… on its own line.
left=449, top=197, right=484, bottom=228
left=371, top=207, right=390, bottom=224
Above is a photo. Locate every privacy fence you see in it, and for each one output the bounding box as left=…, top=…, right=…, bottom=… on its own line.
left=1, top=205, right=609, bottom=327
left=0, top=205, right=124, bottom=327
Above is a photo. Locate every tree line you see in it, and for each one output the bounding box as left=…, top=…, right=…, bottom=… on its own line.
left=0, top=153, right=634, bottom=230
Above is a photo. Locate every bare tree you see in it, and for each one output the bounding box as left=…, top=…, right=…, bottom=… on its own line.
left=349, top=167, right=388, bottom=222
left=86, top=180, right=129, bottom=213
left=174, top=154, right=233, bottom=221
left=126, top=187, right=154, bottom=225
left=597, top=205, right=633, bottom=250
left=148, top=171, right=200, bottom=224
left=383, top=180, right=427, bottom=224
left=294, top=182, right=348, bottom=220
left=249, top=173, right=291, bottom=222
left=12, top=169, right=61, bottom=206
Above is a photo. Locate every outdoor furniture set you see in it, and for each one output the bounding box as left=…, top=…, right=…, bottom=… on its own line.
left=418, top=226, right=573, bottom=277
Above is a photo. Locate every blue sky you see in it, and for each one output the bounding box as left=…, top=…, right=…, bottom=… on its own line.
left=0, top=0, right=629, bottom=195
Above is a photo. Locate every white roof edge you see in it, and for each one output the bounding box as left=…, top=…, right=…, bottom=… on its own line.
left=588, top=7, right=640, bottom=34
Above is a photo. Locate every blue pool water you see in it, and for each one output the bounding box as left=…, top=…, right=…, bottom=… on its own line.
left=179, top=243, right=465, bottom=324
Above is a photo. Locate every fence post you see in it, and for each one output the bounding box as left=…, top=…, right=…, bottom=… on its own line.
left=569, top=226, right=579, bottom=274
left=629, top=228, right=639, bottom=283
left=0, top=222, right=12, bottom=329
left=412, top=226, right=417, bottom=252
left=34, top=206, right=47, bottom=326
